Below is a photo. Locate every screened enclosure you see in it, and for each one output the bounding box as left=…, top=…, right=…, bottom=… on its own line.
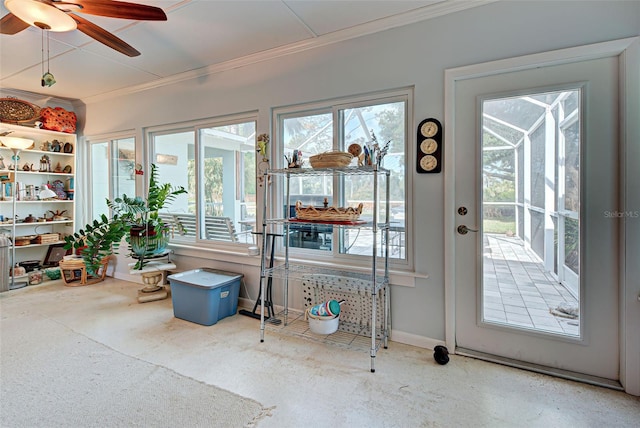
left=481, top=88, right=581, bottom=335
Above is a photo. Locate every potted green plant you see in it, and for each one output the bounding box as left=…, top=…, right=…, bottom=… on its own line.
left=64, top=164, right=186, bottom=275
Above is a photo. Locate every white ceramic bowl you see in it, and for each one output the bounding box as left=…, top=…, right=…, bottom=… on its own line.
left=308, top=313, right=339, bottom=335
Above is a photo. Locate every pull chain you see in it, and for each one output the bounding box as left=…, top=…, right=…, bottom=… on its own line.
left=41, top=29, right=44, bottom=84
left=41, top=29, right=56, bottom=87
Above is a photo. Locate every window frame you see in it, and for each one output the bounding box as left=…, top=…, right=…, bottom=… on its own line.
left=86, top=131, right=137, bottom=221
left=272, top=88, right=413, bottom=270
left=145, top=112, right=258, bottom=250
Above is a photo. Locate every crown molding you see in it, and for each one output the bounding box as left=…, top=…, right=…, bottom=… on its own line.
left=83, top=0, right=496, bottom=105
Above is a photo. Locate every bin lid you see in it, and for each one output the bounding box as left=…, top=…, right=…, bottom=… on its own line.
left=168, top=268, right=243, bottom=289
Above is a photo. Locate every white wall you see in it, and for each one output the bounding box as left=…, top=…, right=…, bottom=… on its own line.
left=78, top=1, right=638, bottom=345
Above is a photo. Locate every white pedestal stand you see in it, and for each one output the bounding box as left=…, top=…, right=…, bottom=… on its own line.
left=129, top=261, right=176, bottom=303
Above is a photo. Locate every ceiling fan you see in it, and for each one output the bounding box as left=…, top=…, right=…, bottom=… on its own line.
left=0, top=0, right=167, bottom=57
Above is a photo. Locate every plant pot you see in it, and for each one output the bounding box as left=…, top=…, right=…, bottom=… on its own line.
left=130, top=225, right=169, bottom=257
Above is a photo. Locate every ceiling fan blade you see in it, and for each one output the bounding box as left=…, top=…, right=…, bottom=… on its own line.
left=71, top=14, right=140, bottom=57
left=0, top=12, right=30, bottom=35
left=62, top=0, right=167, bottom=21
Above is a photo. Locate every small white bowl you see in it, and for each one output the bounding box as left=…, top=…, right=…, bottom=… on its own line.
left=308, top=313, right=339, bottom=335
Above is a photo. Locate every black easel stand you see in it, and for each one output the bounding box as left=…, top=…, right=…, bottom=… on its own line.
left=239, top=233, right=282, bottom=325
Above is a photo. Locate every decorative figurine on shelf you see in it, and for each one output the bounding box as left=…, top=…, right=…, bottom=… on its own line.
left=40, top=141, right=51, bottom=151
left=256, top=133, right=269, bottom=162
left=256, top=133, right=271, bottom=187
left=22, top=163, right=33, bottom=171
left=51, top=140, right=61, bottom=152
left=40, top=155, right=51, bottom=172
left=348, top=143, right=363, bottom=166
left=48, top=210, right=68, bottom=221
left=363, top=131, right=390, bottom=168
left=9, top=154, right=19, bottom=170
left=0, top=155, right=5, bottom=170
left=54, top=162, right=62, bottom=173
left=284, top=150, right=304, bottom=168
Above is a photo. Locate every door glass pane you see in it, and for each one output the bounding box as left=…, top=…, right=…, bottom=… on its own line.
left=481, top=88, right=580, bottom=337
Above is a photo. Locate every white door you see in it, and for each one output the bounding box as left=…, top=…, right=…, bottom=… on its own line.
left=453, top=56, right=619, bottom=381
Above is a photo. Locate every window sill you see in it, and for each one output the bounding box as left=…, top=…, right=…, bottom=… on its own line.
left=168, top=243, right=425, bottom=287
left=284, top=255, right=423, bottom=287
left=168, top=242, right=262, bottom=267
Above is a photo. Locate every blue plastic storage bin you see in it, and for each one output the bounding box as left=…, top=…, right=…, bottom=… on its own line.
left=168, top=268, right=242, bottom=326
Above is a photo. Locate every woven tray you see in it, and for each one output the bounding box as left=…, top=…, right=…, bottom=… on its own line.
left=295, top=200, right=363, bottom=222
left=309, top=150, right=353, bottom=168
left=0, top=97, right=40, bottom=124
left=302, top=273, right=386, bottom=337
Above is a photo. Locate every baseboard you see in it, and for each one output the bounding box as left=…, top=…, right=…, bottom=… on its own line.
left=113, top=271, right=144, bottom=284
left=238, top=296, right=254, bottom=310
left=389, top=330, right=444, bottom=350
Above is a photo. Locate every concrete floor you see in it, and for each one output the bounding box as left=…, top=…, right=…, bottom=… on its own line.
left=2, top=278, right=639, bottom=427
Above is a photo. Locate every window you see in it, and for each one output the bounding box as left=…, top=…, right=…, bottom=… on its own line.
left=275, top=90, right=409, bottom=263
left=89, top=136, right=136, bottom=218
left=148, top=115, right=256, bottom=246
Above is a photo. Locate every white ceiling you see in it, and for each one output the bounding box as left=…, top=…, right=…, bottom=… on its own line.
left=0, top=0, right=490, bottom=103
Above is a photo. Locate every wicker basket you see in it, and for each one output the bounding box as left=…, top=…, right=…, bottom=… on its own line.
left=295, top=200, right=363, bottom=222
left=309, top=150, right=353, bottom=168
left=14, top=235, right=36, bottom=246
left=34, top=233, right=60, bottom=244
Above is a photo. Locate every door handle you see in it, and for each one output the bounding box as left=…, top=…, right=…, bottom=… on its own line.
left=457, top=225, right=479, bottom=235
